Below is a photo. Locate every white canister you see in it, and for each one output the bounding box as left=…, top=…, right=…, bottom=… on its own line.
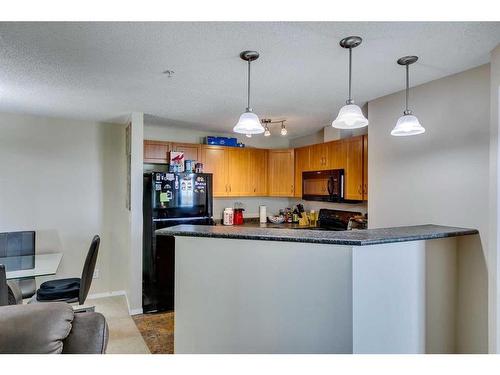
left=259, top=205, right=267, bottom=224
left=223, top=208, right=234, bottom=226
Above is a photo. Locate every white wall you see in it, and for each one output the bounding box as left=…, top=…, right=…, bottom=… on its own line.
left=0, top=112, right=129, bottom=295
left=368, top=64, right=490, bottom=352
left=489, top=44, right=500, bottom=352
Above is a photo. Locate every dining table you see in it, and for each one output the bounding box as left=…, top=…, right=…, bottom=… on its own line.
left=1, top=253, right=63, bottom=280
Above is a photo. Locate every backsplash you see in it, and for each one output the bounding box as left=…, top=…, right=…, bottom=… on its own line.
left=214, top=197, right=367, bottom=222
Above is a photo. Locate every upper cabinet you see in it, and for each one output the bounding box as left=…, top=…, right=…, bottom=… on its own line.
left=268, top=149, right=295, bottom=197
left=144, top=140, right=170, bottom=164
left=309, top=143, right=329, bottom=171
left=363, top=135, right=368, bottom=200
left=145, top=136, right=367, bottom=201
left=171, top=142, right=202, bottom=162
left=294, top=147, right=310, bottom=198
left=201, top=145, right=229, bottom=197
left=342, top=136, right=364, bottom=201
left=201, top=146, right=268, bottom=197
left=250, top=148, right=269, bottom=196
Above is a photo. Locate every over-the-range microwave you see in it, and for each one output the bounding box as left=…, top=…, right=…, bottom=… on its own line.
left=302, top=169, right=360, bottom=203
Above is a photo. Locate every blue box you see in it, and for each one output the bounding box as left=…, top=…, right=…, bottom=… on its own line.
left=206, top=136, right=238, bottom=146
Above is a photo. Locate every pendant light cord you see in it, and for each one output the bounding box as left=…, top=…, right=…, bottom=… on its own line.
left=247, top=60, right=251, bottom=111
left=405, top=64, right=409, bottom=113
left=348, top=47, right=352, bottom=104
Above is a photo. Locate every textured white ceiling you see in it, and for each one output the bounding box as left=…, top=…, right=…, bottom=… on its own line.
left=0, top=22, right=498, bottom=137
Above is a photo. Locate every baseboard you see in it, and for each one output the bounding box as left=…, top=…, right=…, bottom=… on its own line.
left=86, top=289, right=143, bottom=316
left=87, top=290, right=126, bottom=300
left=124, top=292, right=143, bottom=316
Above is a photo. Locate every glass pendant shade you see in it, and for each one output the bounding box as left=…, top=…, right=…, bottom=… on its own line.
left=391, top=114, right=425, bottom=136
left=264, top=127, right=271, bottom=136
left=280, top=126, right=287, bottom=136
left=233, top=111, right=264, bottom=134
left=332, top=104, right=369, bottom=129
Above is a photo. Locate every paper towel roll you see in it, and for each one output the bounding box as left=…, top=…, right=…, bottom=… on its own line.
left=259, top=205, right=267, bottom=224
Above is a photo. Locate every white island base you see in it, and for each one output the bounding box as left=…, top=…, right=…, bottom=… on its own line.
left=172, top=234, right=484, bottom=354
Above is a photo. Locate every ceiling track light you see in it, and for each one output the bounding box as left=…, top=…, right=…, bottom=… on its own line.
left=391, top=56, right=425, bottom=137
left=233, top=51, right=265, bottom=135
left=332, top=36, right=369, bottom=130
left=262, top=119, right=271, bottom=137
left=259, top=119, right=287, bottom=137
left=280, top=121, right=287, bottom=136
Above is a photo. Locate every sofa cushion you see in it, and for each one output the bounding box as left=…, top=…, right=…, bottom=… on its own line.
left=0, top=302, right=74, bottom=354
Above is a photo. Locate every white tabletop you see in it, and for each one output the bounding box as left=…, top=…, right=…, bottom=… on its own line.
left=2, top=253, right=63, bottom=280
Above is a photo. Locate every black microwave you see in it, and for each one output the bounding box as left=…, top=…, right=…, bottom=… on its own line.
left=302, top=169, right=345, bottom=202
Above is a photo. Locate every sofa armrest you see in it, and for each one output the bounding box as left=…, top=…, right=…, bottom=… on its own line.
left=62, top=311, right=109, bottom=354
left=6, top=280, right=23, bottom=305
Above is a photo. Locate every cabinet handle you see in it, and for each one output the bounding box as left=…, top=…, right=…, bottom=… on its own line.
left=358, top=185, right=362, bottom=195
left=229, top=184, right=231, bottom=192
left=291, top=185, right=294, bottom=193
left=225, top=184, right=228, bottom=193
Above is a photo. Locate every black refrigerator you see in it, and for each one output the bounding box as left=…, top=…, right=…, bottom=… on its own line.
left=143, top=171, right=214, bottom=313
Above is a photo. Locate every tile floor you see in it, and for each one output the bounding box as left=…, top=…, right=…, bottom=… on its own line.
left=132, top=311, right=174, bottom=354
left=88, top=295, right=150, bottom=354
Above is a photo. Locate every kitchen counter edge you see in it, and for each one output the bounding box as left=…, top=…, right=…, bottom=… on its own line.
left=156, top=224, right=478, bottom=246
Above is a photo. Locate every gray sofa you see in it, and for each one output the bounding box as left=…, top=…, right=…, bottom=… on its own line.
left=1, top=265, right=108, bottom=354
left=0, top=302, right=109, bottom=354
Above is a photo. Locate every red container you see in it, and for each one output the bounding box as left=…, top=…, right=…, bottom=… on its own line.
left=233, top=208, right=244, bottom=225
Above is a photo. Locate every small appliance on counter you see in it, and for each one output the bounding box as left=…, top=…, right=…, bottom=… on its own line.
left=233, top=202, right=245, bottom=225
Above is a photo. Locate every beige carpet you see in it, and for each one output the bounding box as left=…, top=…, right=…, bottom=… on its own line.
left=132, top=311, right=174, bottom=354
left=88, top=295, right=150, bottom=354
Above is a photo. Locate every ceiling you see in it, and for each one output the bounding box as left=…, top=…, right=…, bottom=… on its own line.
left=0, top=22, right=499, bottom=138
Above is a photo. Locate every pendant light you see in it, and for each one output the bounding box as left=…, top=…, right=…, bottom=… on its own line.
left=280, top=121, right=288, bottom=136
left=233, top=51, right=265, bottom=135
left=391, top=56, right=425, bottom=136
left=332, top=36, right=369, bottom=129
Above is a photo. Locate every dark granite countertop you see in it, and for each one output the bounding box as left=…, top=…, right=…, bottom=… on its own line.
left=156, top=224, right=478, bottom=246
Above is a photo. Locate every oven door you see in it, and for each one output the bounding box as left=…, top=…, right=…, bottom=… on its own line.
left=302, top=169, right=344, bottom=202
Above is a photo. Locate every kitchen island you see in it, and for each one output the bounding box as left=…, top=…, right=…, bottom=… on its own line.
left=157, top=224, right=481, bottom=354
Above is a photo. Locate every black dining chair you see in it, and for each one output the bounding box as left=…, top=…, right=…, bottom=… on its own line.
left=30, top=235, right=100, bottom=305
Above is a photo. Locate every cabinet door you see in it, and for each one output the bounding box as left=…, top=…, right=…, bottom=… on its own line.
left=325, top=140, right=342, bottom=170
left=226, top=148, right=251, bottom=196
left=201, top=146, right=228, bottom=197
left=294, top=147, right=310, bottom=198
left=171, top=142, right=202, bottom=162
left=343, top=136, right=364, bottom=201
left=268, top=149, right=294, bottom=197
left=309, top=143, right=329, bottom=171
left=144, top=140, right=170, bottom=164
left=363, top=135, right=368, bottom=201
left=250, top=149, right=268, bottom=196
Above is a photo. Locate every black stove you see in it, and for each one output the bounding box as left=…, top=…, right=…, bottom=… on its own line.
left=317, top=208, right=363, bottom=231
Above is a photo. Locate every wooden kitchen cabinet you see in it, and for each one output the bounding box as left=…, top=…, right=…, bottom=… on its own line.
left=325, top=140, right=343, bottom=170
left=294, top=146, right=310, bottom=198
left=268, top=149, right=294, bottom=197
left=226, top=148, right=251, bottom=196
left=363, top=135, right=368, bottom=200
left=201, top=145, right=229, bottom=197
left=143, top=140, right=171, bottom=164
left=342, top=136, right=364, bottom=201
left=249, top=148, right=268, bottom=196
left=309, top=143, right=330, bottom=171
left=171, top=142, right=202, bottom=162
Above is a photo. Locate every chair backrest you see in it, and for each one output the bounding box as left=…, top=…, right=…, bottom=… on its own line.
left=0, top=264, right=8, bottom=306
left=79, top=235, right=100, bottom=305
